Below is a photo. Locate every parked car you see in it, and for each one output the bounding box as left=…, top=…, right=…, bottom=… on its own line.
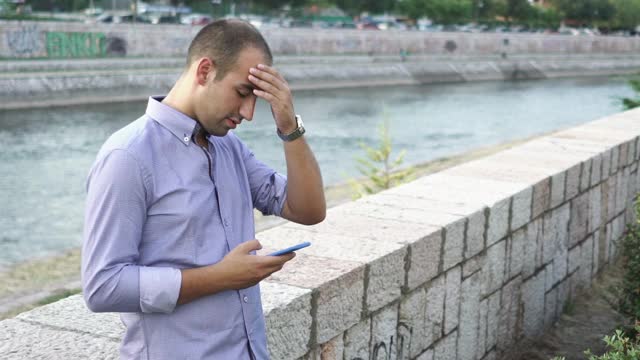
left=149, top=15, right=180, bottom=24
left=180, top=13, right=212, bottom=26
left=95, top=12, right=149, bottom=24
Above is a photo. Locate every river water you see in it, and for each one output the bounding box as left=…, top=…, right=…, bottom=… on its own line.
left=0, top=76, right=634, bottom=269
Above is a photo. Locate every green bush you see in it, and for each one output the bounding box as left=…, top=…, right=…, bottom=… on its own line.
left=583, top=324, right=640, bottom=359
left=618, top=198, right=640, bottom=320
left=349, top=113, right=413, bottom=199
left=622, top=78, right=640, bottom=110
left=551, top=325, right=640, bottom=360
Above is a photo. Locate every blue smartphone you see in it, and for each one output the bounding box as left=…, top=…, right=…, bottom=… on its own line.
left=268, top=242, right=311, bottom=256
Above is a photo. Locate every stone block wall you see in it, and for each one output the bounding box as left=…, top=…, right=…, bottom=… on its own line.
left=1, top=109, right=640, bottom=359
left=3, top=20, right=640, bottom=59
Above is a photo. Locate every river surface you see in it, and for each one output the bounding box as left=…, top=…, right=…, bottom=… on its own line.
left=0, top=76, right=634, bottom=269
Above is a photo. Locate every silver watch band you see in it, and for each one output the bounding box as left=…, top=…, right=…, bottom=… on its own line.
left=277, top=115, right=305, bottom=142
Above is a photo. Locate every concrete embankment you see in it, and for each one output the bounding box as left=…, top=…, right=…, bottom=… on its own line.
left=3, top=20, right=640, bottom=109
left=2, top=53, right=640, bottom=110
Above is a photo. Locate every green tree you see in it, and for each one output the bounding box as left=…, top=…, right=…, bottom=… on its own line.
left=611, top=0, right=640, bottom=29
left=398, top=0, right=472, bottom=24
left=553, top=0, right=615, bottom=25
left=527, top=4, right=563, bottom=28
left=503, top=0, right=533, bottom=22
left=349, top=115, right=414, bottom=199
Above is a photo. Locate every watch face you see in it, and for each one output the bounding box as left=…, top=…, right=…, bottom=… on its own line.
left=296, top=115, right=304, bottom=127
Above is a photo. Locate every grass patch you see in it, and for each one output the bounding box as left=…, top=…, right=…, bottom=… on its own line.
left=0, top=248, right=81, bottom=299
left=35, top=288, right=81, bottom=306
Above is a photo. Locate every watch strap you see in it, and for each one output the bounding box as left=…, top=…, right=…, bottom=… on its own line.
left=277, top=115, right=305, bottom=142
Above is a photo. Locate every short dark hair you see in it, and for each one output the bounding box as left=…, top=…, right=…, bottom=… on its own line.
left=187, top=19, right=273, bottom=81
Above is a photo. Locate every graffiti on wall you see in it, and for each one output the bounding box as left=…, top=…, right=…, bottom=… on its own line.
left=45, top=31, right=112, bottom=58
left=351, top=322, right=413, bottom=360
left=7, top=24, right=42, bottom=56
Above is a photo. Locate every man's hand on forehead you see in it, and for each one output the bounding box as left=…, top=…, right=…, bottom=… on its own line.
left=248, top=64, right=297, bottom=134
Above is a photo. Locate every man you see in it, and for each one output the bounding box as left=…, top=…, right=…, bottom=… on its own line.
left=81, top=19, right=326, bottom=359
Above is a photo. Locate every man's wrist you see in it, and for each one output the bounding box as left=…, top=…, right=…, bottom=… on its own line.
left=277, top=123, right=297, bottom=135
left=277, top=114, right=305, bottom=142
left=277, top=115, right=297, bottom=134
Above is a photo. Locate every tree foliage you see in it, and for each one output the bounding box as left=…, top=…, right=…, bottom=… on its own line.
left=398, top=0, right=472, bottom=24
left=611, top=0, right=640, bottom=29
left=552, top=0, right=616, bottom=24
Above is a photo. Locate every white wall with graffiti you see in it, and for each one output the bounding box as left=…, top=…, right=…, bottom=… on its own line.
left=2, top=108, right=640, bottom=360
left=3, top=20, right=640, bottom=59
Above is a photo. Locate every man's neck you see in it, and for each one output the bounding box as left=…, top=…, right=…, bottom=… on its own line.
left=195, top=130, right=208, bottom=147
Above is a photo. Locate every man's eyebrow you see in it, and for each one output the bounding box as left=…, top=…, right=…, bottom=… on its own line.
left=238, top=83, right=257, bottom=91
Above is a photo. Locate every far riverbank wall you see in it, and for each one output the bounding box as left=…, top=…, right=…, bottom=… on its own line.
left=2, top=53, right=640, bottom=110
left=2, top=21, right=640, bottom=109
left=3, top=20, right=640, bottom=59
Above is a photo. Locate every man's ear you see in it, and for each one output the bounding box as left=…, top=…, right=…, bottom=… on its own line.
left=195, top=57, right=216, bottom=85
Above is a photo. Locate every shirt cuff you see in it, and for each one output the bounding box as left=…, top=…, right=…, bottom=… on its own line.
left=139, top=266, right=182, bottom=314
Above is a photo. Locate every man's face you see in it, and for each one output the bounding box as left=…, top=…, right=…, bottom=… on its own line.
left=195, top=47, right=268, bottom=137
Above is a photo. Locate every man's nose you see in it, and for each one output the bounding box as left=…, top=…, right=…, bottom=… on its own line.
left=239, top=96, right=256, bottom=121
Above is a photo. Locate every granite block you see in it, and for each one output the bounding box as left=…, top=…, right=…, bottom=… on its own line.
left=458, top=271, right=482, bottom=360
left=487, top=197, right=511, bottom=246
left=522, top=218, right=544, bottom=279
left=407, top=228, right=442, bottom=291
left=532, top=178, right=551, bottom=218
left=370, top=304, right=399, bottom=360
left=434, top=330, right=458, bottom=360
left=16, top=295, right=122, bottom=340
left=550, top=171, right=566, bottom=209
left=511, top=187, right=533, bottom=231
left=443, top=218, right=466, bottom=271
left=569, top=193, right=589, bottom=248
left=262, top=282, right=313, bottom=360
left=344, top=319, right=371, bottom=360
left=590, top=153, right=603, bottom=185
left=565, top=163, right=582, bottom=201
left=465, top=209, right=487, bottom=259
left=522, top=271, right=545, bottom=337
left=508, top=227, right=526, bottom=279
left=580, top=159, right=592, bottom=192
left=482, top=240, right=506, bottom=297
left=444, top=266, right=461, bottom=334
left=0, top=318, right=119, bottom=360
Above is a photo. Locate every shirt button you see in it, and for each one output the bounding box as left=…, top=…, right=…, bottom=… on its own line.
left=224, top=219, right=230, bottom=227
left=243, top=295, right=249, bottom=303
left=183, top=136, right=189, bottom=142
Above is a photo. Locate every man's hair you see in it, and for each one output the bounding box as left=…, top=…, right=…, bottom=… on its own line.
left=187, top=19, right=273, bottom=81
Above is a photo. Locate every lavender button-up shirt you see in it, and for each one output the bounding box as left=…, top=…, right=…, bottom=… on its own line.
left=82, top=96, right=287, bottom=360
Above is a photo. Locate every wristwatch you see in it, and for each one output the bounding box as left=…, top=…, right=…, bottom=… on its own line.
left=277, top=114, right=305, bottom=142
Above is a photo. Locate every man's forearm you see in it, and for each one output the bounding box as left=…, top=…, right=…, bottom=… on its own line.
left=177, top=264, right=229, bottom=305
left=282, top=136, right=326, bottom=225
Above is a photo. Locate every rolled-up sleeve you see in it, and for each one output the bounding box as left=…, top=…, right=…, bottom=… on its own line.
left=241, top=144, right=288, bottom=217
left=82, top=149, right=181, bottom=314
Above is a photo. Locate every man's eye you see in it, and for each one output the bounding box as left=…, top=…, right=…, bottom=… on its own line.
left=238, top=91, right=250, bottom=98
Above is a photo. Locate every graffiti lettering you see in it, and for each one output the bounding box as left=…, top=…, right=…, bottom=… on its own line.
left=45, top=32, right=107, bottom=58
left=350, top=321, right=413, bottom=360
left=7, top=25, right=41, bottom=56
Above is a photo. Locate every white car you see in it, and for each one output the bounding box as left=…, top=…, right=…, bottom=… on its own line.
left=180, top=13, right=212, bottom=25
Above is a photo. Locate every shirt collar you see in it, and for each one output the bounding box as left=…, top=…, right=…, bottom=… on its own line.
left=145, top=96, right=210, bottom=146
